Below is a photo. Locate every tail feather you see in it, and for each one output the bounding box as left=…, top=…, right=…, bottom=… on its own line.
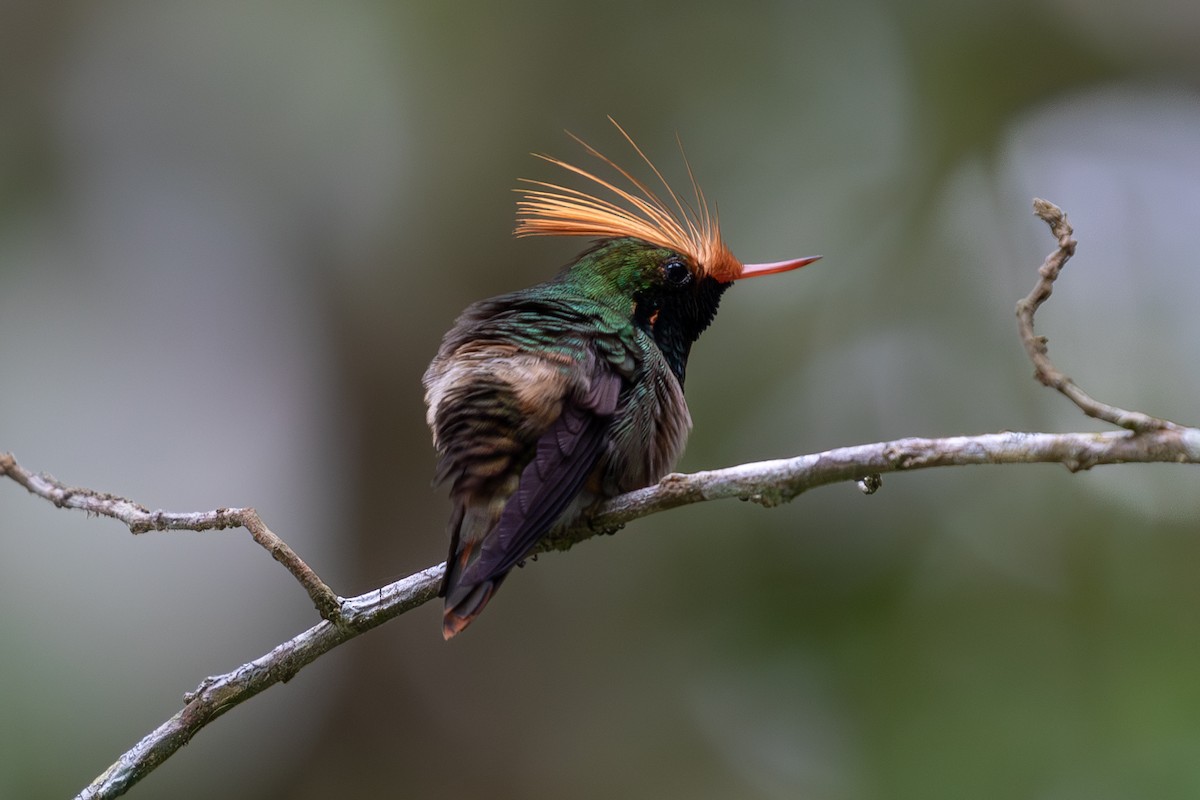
left=441, top=531, right=508, bottom=640
left=442, top=575, right=504, bottom=640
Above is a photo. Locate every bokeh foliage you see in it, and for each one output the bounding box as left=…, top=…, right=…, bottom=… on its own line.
left=2, top=0, right=1200, bottom=797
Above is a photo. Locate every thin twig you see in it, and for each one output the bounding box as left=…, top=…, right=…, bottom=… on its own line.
left=58, top=425, right=1200, bottom=799
left=1015, top=198, right=1181, bottom=432
left=0, top=454, right=341, bottom=621
left=76, top=565, right=442, bottom=800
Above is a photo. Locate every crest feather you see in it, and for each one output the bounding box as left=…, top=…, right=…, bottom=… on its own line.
left=514, top=118, right=744, bottom=282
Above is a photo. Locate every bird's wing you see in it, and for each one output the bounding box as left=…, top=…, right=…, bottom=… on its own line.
left=427, top=302, right=628, bottom=637
left=460, top=352, right=621, bottom=586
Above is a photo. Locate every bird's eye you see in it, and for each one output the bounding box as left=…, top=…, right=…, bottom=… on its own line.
left=663, top=258, right=692, bottom=287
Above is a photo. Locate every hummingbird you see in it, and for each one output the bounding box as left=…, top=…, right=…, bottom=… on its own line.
left=424, top=121, right=819, bottom=639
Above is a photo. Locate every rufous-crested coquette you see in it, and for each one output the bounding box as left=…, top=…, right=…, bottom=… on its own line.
left=424, top=121, right=819, bottom=639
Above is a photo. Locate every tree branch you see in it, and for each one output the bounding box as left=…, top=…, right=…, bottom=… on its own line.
left=0, top=455, right=341, bottom=621
left=1, top=199, right=1196, bottom=799
left=1016, top=198, right=1183, bottom=432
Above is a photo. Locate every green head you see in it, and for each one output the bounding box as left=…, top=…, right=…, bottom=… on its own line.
left=562, top=237, right=733, bottom=382
left=515, top=121, right=821, bottom=381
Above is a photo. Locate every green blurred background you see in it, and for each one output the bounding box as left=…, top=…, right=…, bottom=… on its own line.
left=3, top=0, right=1200, bottom=797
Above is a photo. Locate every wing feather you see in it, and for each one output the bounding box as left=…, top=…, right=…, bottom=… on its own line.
left=434, top=339, right=625, bottom=638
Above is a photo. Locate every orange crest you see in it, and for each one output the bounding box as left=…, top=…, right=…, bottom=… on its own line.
left=514, top=118, right=744, bottom=283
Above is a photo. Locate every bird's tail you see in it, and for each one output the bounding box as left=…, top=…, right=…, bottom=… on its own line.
left=441, top=527, right=510, bottom=639
left=442, top=577, right=502, bottom=640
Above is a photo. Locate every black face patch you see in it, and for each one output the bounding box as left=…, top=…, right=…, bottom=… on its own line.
left=634, top=275, right=730, bottom=385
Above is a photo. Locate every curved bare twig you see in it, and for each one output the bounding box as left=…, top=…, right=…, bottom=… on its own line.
left=0, top=454, right=340, bottom=621
left=1016, top=199, right=1182, bottom=432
